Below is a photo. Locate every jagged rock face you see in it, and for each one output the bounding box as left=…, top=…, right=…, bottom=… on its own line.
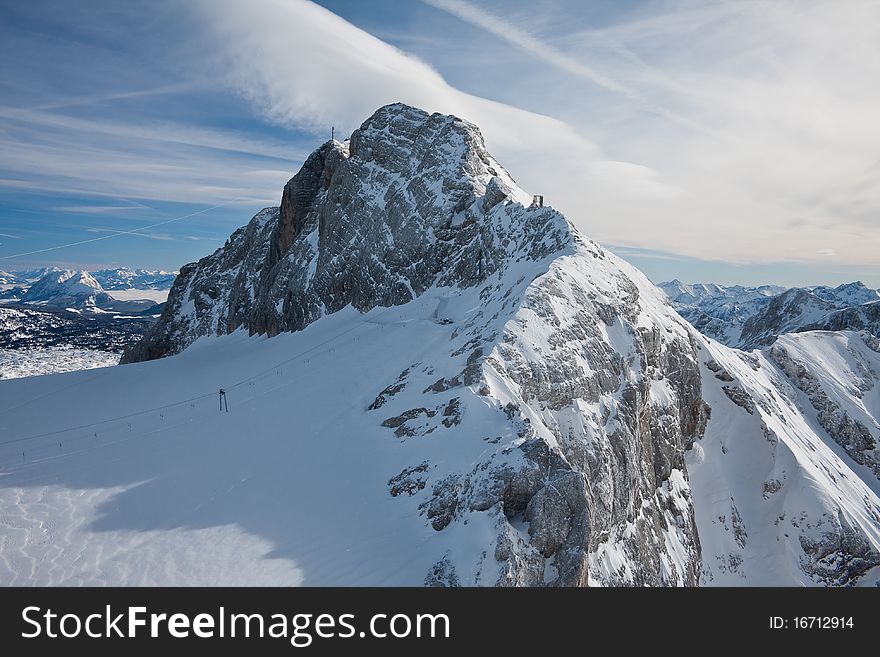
left=483, top=255, right=709, bottom=585
left=806, top=301, right=880, bottom=336
left=125, top=104, right=558, bottom=359
left=404, top=248, right=710, bottom=586
left=122, top=207, right=278, bottom=362
left=738, top=288, right=837, bottom=349
left=768, top=332, right=880, bottom=480
left=661, top=280, right=880, bottom=349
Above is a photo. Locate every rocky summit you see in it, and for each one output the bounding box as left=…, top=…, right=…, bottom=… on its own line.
left=16, top=103, right=873, bottom=586
left=124, top=104, right=566, bottom=361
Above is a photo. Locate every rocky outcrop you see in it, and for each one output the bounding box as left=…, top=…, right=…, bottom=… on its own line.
left=805, top=301, right=880, bottom=336
left=739, top=289, right=837, bottom=349
left=124, top=104, right=552, bottom=361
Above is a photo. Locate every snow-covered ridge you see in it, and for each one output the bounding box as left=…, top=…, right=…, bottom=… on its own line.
left=21, top=269, right=105, bottom=307
left=1, top=267, right=175, bottom=290
left=16, top=269, right=164, bottom=312
left=659, top=279, right=880, bottom=348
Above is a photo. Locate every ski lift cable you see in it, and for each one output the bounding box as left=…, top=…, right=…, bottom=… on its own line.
left=5, top=408, right=209, bottom=482
left=0, top=367, right=114, bottom=416
left=3, top=316, right=391, bottom=471
left=0, top=301, right=409, bottom=448
left=0, top=391, right=217, bottom=447
left=0, top=301, right=435, bottom=471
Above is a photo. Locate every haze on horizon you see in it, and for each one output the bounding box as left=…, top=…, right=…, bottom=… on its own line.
left=0, top=0, right=878, bottom=288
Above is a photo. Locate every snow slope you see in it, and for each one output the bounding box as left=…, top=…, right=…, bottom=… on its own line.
left=3, top=285, right=878, bottom=585
left=1, top=310, right=458, bottom=585
left=768, top=331, right=880, bottom=480
left=690, top=332, right=880, bottom=585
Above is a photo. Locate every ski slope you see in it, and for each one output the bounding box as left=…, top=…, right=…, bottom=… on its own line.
left=0, top=290, right=518, bottom=585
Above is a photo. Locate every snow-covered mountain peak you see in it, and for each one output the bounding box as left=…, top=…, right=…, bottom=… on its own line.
left=90, top=267, right=176, bottom=291
left=125, top=103, right=577, bottom=360
left=21, top=268, right=106, bottom=307
left=60, top=269, right=101, bottom=292
left=811, top=281, right=880, bottom=307
left=12, top=268, right=165, bottom=313
left=4, top=104, right=876, bottom=587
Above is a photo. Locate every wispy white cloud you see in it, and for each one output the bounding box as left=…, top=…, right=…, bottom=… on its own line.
left=34, top=82, right=197, bottom=111
left=189, top=0, right=880, bottom=269
left=0, top=106, right=305, bottom=162
left=0, top=107, right=296, bottom=205
left=54, top=205, right=146, bottom=214
left=184, top=235, right=224, bottom=242
left=190, top=0, right=683, bottom=219
left=421, top=0, right=630, bottom=95
left=421, top=0, right=718, bottom=138
left=0, top=199, right=246, bottom=261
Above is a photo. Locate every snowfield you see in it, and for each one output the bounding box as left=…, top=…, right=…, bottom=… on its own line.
left=0, top=347, right=120, bottom=380
left=689, top=333, right=880, bottom=585
left=0, top=292, right=529, bottom=585
left=106, top=289, right=169, bottom=304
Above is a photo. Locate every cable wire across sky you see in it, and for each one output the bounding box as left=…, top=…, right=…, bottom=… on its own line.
left=0, top=198, right=248, bottom=261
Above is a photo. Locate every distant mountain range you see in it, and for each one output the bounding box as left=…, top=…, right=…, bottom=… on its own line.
left=659, top=279, right=880, bottom=348
left=0, top=266, right=176, bottom=290
left=0, top=266, right=175, bottom=309
left=0, top=267, right=169, bottom=379
left=91, top=267, right=177, bottom=290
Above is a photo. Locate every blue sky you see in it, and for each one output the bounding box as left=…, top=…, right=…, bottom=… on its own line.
left=1, top=0, right=878, bottom=287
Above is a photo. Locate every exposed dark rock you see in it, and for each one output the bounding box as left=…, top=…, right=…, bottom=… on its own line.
left=389, top=462, right=430, bottom=497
